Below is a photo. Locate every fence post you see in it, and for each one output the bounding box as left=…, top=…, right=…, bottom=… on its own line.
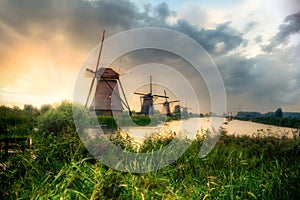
left=28, top=137, right=32, bottom=149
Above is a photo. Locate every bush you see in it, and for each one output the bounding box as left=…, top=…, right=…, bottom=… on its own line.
left=0, top=105, right=34, bottom=138
left=38, top=101, right=75, bottom=135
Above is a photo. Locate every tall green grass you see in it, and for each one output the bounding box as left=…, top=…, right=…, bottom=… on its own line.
left=1, top=130, right=300, bottom=200
left=97, top=115, right=169, bottom=129
left=1, top=102, right=300, bottom=199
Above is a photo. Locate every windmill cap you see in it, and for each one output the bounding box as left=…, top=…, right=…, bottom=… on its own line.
left=96, top=67, right=119, bottom=79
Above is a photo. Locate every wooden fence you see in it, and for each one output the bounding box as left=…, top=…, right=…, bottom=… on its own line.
left=0, top=137, right=32, bottom=155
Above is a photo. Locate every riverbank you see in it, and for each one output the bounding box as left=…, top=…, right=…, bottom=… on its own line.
left=2, top=130, right=300, bottom=199
left=123, top=117, right=299, bottom=144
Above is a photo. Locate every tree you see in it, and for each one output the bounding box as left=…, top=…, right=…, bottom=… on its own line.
left=38, top=101, right=75, bottom=134
left=275, top=108, right=283, bottom=118
left=40, top=104, right=51, bottom=113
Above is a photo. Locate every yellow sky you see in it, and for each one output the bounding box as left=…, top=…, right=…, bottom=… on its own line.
left=0, top=33, right=86, bottom=107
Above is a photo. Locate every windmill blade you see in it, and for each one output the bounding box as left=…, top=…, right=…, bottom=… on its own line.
left=85, top=30, right=106, bottom=108
left=153, top=94, right=168, bottom=98
left=154, top=102, right=167, bottom=105
left=154, top=99, right=178, bottom=105
left=119, top=71, right=132, bottom=76
left=85, top=75, right=96, bottom=108
left=134, top=92, right=148, bottom=96
left=85, top=68, right=94, bottom=78
left=95, top=30, right=106, bottom=73
left=168, top=100, right=180, bottom=103
left=86, top=68, right=94, bottom=74
left=163, top=89, right=169, bottom=101
left=150, top=75, right=152, bottom=94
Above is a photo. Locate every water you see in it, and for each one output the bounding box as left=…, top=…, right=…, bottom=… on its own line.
left=122, top=117, right=299, bottom=141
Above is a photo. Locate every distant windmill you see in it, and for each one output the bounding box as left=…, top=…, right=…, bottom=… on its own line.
left=85, top=30, right=131, bottom=116
left=181, top=100, right=192, bottom=118
left=134, top=76, right=166, bottom=116
left=155, top=90, right=180, bottom=116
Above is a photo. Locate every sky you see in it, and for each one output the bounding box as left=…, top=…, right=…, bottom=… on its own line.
left=0, top=0, right=300, bottom=114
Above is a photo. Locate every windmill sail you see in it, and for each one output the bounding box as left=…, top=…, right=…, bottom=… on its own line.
left=85, top=30, right=106, bottom=108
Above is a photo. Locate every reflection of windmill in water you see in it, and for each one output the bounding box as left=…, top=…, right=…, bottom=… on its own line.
left=134, top=76, right=166, bottom=116
left=85, top=30, right=131, bottom=116
left=155, top=90, right=180, bottom=116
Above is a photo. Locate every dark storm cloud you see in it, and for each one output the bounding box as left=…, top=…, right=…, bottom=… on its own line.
left=0, top=0, right=138, bottom=30
left=263, top=11, right=300, bottom=52
left=0, top=0, right=244, bottom=55
left=154, top=2, right=175, bottom=21
left=216, top=54, right=256, bottom=93
left=0, top=0, right=57, bottom=34
left=136, top=3, right=173, bottom=27
left=169, top=20, right=244, bottom=55
left=216, top=51, right=300, bottom=111
left=0, top=0, right=139, bottom=48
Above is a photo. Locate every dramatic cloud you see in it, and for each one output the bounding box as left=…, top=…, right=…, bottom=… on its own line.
left=0, top=0, right=299, bottom=112
left=169, top=20, right=244, bottom=56
left=0, top=0, right=244, bottom=55
left=216, top=45, right=300, bottom=112
left=0, top=0, right=142, bottom=50
left=263, top=11, right=300, bottom=52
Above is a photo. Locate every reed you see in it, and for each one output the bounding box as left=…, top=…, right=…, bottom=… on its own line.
left=1, top=129, right=300, bottom=199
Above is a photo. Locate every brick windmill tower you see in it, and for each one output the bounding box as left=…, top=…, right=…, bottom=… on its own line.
left=156, top=90, right=180, bottom=116
left=134, top=76, right=165, bottom=116
left=85, top=31, right=131, bottom=116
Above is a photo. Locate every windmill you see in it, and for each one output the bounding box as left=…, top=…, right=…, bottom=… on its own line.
left=181, top=100, right=192, bottom=118
left=155, top=90, right=180, bottom=116
left=134, top=76, right=166, bottom=116
left=85, top=30, right=132, bottom=116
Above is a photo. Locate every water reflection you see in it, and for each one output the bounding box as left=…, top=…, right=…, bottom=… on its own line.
left=122, top=117, right=299, bottom=142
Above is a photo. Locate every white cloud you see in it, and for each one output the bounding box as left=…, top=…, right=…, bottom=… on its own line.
left=171, top=0, right=296, bottom=58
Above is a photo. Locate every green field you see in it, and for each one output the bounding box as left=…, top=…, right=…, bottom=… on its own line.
left=1, top=102, right=300, bottom=199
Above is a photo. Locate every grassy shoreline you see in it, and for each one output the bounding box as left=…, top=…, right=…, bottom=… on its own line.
left=1, top=102, right=300, bottom=199
left=235, top=116, right=300, bottom=129
left=1, top=130, right=300, bottom=199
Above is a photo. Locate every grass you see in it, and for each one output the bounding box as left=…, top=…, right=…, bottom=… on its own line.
left=97, top=115, right=175, bottom=129
left=236, top=116, right=300, bottom=129
left=1, top=129, right=300, bottom=200
left=1, top=102, right=299, bottom=199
